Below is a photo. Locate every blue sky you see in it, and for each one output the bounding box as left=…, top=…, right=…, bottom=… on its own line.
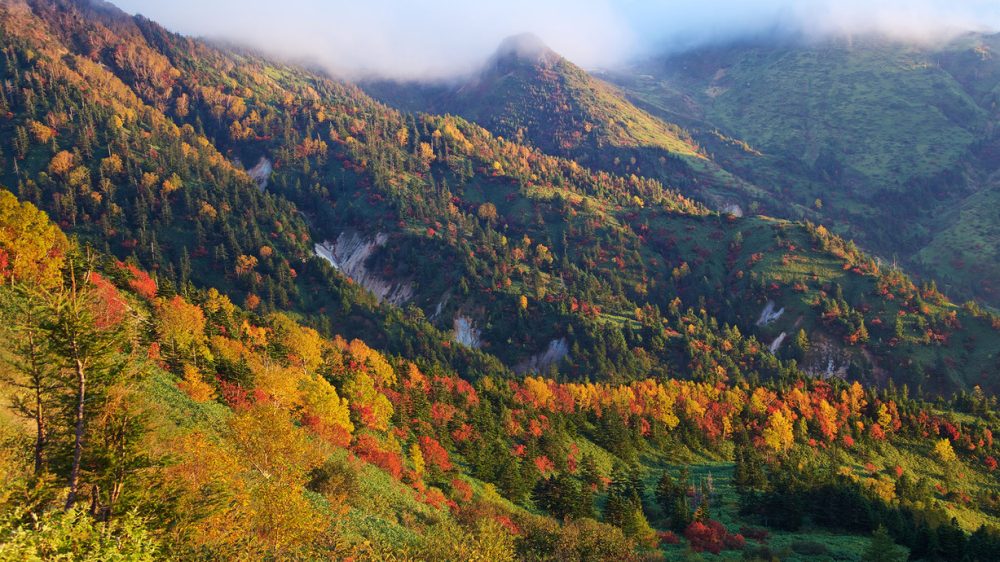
left=111, top=0, right=1000, bottom=79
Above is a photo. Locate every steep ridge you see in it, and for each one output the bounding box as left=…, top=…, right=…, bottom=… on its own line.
left=609, top=34, right=1000, bottom=307
left=364, top=34, right=765, bottom=212
left=1, top=0, right=998, bottom=395
left=0, top=2, right=998, bottom=559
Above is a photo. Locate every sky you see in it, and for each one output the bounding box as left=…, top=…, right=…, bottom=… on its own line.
left=110, top=0, right=1000, bottom=80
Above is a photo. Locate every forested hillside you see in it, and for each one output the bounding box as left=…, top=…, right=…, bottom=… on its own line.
left=608, top=34, right=1000, bottom=307
left=0, top=1, right=998, bottom=559
left=2, top=0, right=996, bottom=396
left=2, top=189, right=999, bottom=559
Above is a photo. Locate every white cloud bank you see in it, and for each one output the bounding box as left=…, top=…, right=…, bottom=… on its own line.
left=110, top=0, right=1000, bottom=80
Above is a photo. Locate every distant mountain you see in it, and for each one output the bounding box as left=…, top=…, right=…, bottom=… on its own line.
left=364, top=35, right=766, bottom=212
left=2, top=0, right=997, bottom=396
left=607, top=34, right=1000, bottom=307
left=1, top=2, right=1000, bottom=560
left=368, top=33, right=699, bottom=157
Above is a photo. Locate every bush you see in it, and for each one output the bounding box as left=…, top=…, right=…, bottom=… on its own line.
left=658, top=530, right=680, bottom=545
left=684, top=520, right=744, bottom=554
left=307, top=455, right=359, bottom=503
left=0, top=506, right=159, bottom=561
left=791, top=540, right=830, bottom=555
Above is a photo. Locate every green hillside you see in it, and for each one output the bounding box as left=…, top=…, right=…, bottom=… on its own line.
left=0, top=1, right=998, bottom=560
left=610, top=35, right=1000, bottom=307
left=1, top=0, right=997, bottom=396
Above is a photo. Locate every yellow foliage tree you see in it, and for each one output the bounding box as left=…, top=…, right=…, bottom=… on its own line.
left=933, top=438, right=957, bottom=464
left=177, top=364, right=215, bottom=403
left=161, top=403, right=330, bottom=559
left=0, top=190, right=68, bottom=287
left=47, top=150, right=75, bottom=177
left=300, top=373, right=354, bottom=437
left=156, top=296, right=209, bottom=361
left=410, top=442, right=425, bottom=478
left=763, top=409, right=795, bottom=453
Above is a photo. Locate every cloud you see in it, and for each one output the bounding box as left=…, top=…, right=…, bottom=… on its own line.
left=110, top=0, right=1000, bottom=80
left=633, top=0, right=1000, bottom=52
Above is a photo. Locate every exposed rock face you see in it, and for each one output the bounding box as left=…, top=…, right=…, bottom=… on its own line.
left=802, top=334, right=851, bottom=380
left=515, top=338, right=570, bottom=374
left=314, top=231, right=413, bottom=305
left=248, top=156, right=273, bottom=190
left=722, top=203, right=744, bottom=217
left=769, top=331, right=787, bottom=354
left=756, top=300, right=785, bottom=326
left=429, top=293, right=449, bottom=322
left=453, top=315, right=481, bottom=348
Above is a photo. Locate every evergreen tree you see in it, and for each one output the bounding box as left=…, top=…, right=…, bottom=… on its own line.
left=863, top=526, right=907, bottom=562
left=579, top=453, right=602, bottom=491
left=43, top=267, right=128, bottom=509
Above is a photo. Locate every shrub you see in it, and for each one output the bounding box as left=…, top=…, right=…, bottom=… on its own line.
left=657, top=530, right=680, bottom=545
left=307, top=455, right=359, bottom=504
left=353, top=434, right=403, bottom=479
left=685, top=520, right=743, bottom=554
left=791, top=540, right=830, bottom=555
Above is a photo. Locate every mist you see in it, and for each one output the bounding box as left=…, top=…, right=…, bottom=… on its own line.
left=110, top=0, right=1000, bottom=81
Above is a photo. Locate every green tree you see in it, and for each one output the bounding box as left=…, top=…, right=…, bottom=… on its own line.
left=44, top=268, right=127, bottom=509
left=862, top=526, right=907, bottom=562
left=0, top=286, right=59, bottom=475
left=792, top=329, right=809, bottom=362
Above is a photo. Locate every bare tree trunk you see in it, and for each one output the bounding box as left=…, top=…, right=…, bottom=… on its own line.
left=33, top=380, right=45, bottom=475
left=28, top=332, right=47, bottom=476
left=65, top=355, right=86, bottom=509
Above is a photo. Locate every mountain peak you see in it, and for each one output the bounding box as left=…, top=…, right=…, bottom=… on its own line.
left=492, top=33, right=558, bottom=65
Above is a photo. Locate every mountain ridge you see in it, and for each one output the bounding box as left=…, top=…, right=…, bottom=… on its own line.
left=0, top=1, right=998, bottom=560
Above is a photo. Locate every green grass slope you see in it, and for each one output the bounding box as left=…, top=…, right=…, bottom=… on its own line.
left=611, top=34, right=1000, bottom=308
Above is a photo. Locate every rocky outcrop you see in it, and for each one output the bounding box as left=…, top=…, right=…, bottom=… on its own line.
left=802, top=334, right=851, bottom=380
left=453, top=315, right=481, bottom=348
left=721, top=203, right=744, bottom=217
left=515, top=338, right=569, bottom=374
left=768, top=331, right=787, bottom=354
left=314, top=231, right=413, bottom=305
left=248, top=156, right=273, bottom=190
left=756, top=300, right=785, bottom=326
left=429, top=293, right=450, bottom=322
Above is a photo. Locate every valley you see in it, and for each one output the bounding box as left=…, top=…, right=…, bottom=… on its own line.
left=0, top=1, right=997, bottom=560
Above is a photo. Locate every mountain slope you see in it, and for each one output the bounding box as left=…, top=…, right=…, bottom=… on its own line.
left=1, top=0, right=998, bottom=396
left=609, top=34, right=1000, bottom=306
left=364, top=34, right=768, bottom=212
left=2, top=190, right=999, bottom=559
left=0, top=2, right=999, bottom=560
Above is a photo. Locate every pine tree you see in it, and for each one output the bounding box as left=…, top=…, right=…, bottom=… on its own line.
left=693, top=498, right=710, bottom=522
left=863, top=526, right=907, bottom=562
left=0, top=286, right=59, bottom=475
left=580, top=454, right=602, bottom=491
left=44, top=267, right=127, bottom=509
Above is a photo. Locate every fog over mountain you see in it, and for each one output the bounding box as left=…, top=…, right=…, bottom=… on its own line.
left=111, top=0, right=1000, bottom=80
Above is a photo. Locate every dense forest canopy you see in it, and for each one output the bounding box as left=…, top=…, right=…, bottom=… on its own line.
left=0, top=0, right=997, bottom=560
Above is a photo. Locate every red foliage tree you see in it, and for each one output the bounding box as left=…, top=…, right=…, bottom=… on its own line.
left=533, top=455, right=555, bottom=475
left=88, top=272, right=128, bottom=328
left=419, top=436, right=453, bottom=472
left=354, top=434, right=403, bottom=479
left=117, top=261, right=157, bottom=300
left=685, top=520, right=743, bottom=554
